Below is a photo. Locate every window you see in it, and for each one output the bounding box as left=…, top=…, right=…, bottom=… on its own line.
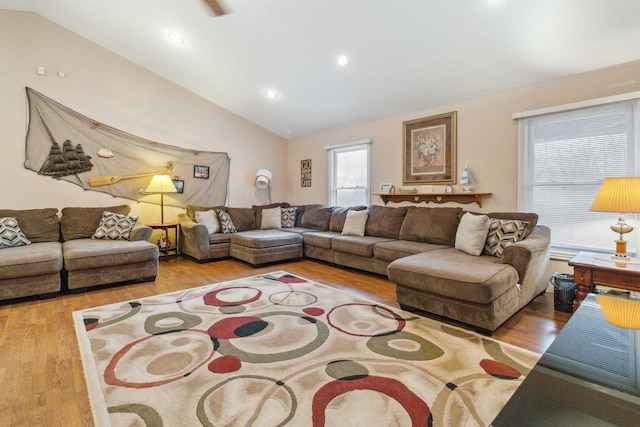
left=327, top=140, right=371, bottom=206
left=517, top=97, right=639, bottom=258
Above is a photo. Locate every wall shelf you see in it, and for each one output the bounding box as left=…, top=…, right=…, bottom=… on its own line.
left=376, top=192, right=492, bottom=208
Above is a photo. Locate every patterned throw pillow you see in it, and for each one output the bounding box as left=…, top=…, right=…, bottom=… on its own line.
left=217, top=210, right=237, bottom=234
left=484, top=219, right=529, bottom=257
left=0, top=217, right=32, bottom=248
left=92, top=211, right=138, bottom=240
left=281, top=207, right=297, bottom=228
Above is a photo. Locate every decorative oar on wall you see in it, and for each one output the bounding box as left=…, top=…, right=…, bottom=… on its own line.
left=89, top=170, right=171, bottom=187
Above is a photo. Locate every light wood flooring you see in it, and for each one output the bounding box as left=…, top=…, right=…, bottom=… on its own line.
left=0, top=257, right=571, bottom=427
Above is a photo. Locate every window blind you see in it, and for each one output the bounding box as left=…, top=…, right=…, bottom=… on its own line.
left=518, top=99, right=639, bottom=258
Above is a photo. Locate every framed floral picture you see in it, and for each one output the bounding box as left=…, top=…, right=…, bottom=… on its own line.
left=402, top=111, right=457, bottom=185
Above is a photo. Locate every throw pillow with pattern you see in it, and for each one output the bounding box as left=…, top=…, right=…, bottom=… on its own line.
left=281, top=207, right=297, bottom=228
left=92, top=211, right=138, bottom=240
left=0, top=217, right=32, bottom=248
left=217, top=210, right=237, bottom=234
left=484, top=219, right=529, bottom=257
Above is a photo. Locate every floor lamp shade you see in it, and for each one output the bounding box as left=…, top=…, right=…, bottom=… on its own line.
left=590, top=177, right=640, bottom=258
left=256, top=169, right=272, bottom=189
left=146, top=174, right=178, bottom=223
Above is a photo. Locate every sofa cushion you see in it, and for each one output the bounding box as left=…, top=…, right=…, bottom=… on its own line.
left=484, top=219, right=529, bottom=257
left=231, top=230, right=302, bottom=249
left=387, top=248, right=518, bottom=304
left=329, top=206, right=367, bottom=232
left=63, top=239, right=157, bottom=271
left=281, top=207, right=297, bottom=228
left=365, top=206, right=408, bottom=239
left=300, top=205, right=332, bottom=230
left=0, top=217, right=31, bottom=248
left=303, top=231, right=341, bottom=249
left=332, top=235, right=393, bottom=258
left=186, top=204, right=226, bottom=222
left=217, top=210, right=237, bottom=234
left=399, top=206, right=462, bottom=245
left=455, top=213, right=490, bottom=256
left=373, top=240, right=449, bottom=262
left=92, top=211, right=138, bottom=240
left=61, top=205, right=130, bottom=241
left=226, top=207, right=256, bottom=231
left=208, top=233, right=232, bottom=244
left=261, top=207, right=282, bottom=230
left=0, top=241, right=62, bottom=279
left=0, top=208, right=59, bottom=243
left=195, top=210, right=220, bottom=234
left=253, top=203, right=290, bottom=229
left=342, top=210, right=368, bottom=236
left=294, top=206, right=307, bottom=227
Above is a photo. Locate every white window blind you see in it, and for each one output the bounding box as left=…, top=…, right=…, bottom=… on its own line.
left=327, top=140, right=371, bottom=206
left=518, top=99, right=639, bottom=258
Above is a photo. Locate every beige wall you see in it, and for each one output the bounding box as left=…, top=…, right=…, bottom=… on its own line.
left=0, top=10, right=287, bottom=224
left=286, top=59, right=640, bottom=276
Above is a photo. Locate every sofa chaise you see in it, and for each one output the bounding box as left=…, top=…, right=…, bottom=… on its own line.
left=179, top=203, right=551, bottom=333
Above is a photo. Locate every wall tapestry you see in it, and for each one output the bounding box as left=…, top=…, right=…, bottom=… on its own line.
left=24, top=87, right=230, bottom=208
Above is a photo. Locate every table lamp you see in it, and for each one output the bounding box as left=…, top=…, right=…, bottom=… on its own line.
left=146, top=174, right=178, bottom=223
left=590, top=177, right=640, bottom=258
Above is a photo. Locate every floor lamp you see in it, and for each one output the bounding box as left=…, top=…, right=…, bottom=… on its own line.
left=146, top=174, right=178, bottom=224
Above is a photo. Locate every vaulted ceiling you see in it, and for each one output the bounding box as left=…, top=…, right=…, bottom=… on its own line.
left=3, top=0, right=640, bottom=138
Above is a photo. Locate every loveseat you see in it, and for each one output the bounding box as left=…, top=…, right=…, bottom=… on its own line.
left=179, top=203, right=550, bottom=333
left=0, top=206, right=159, bottom=301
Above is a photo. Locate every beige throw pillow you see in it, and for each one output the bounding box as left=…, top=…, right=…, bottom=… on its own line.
left=261, top=207, right=282, bottom=230
left=342, top=210, right=369, bottom=236
left=195, top=209, right=220, bottom=234
left=455, top=213, right=490, bottom=256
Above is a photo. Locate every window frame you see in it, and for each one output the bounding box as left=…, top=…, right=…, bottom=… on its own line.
left=326, top=139, right=372, bottom=207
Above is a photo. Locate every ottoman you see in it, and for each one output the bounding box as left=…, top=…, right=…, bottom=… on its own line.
left=230, top=230, right=303, bottom=266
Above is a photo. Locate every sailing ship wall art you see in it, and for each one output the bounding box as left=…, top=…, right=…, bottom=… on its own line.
left=38, top=139, right=93, bottom=177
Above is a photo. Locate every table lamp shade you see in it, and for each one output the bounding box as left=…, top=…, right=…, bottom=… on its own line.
left=146, top=174, right=178, bottom=194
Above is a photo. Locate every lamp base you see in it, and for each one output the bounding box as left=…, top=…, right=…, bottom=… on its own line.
left=614, top=239, right=629, bottom=259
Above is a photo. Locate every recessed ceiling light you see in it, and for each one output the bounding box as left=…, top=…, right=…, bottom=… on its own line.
left=264, top=89, right=280, bottom=100
left=167, top=31, right=185, bottom=45
left=337, top=55, right=349, bottom=66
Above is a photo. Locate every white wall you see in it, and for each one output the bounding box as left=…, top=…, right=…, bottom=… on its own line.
left=0, top=10, right=287, bottom=223
left=286, top=60, right=640, bottom=276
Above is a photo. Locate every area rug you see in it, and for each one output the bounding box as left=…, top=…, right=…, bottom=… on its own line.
left=73, top=271, right=540, bottom=426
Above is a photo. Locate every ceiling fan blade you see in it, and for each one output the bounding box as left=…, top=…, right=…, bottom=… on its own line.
left=204, top=0, right=226, bottom=15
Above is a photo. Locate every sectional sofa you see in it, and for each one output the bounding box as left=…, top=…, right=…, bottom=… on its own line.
left=179, top=203, right=551, bottom=333
left=0, top=206, right=159, bottom=302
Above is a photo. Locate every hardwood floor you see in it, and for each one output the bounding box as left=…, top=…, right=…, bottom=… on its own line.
left=0, top=257, right=570, bottom=427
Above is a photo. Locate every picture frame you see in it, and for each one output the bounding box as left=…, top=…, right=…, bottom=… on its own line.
left=301, top=159, right=312, bottom=187
left=193, top=165, right=209, bottom=179
left=379, top=183, right=392, bottom=194
left=172, top=179, right=184, bottom=193
left=402, top=111, right=457, bottom=185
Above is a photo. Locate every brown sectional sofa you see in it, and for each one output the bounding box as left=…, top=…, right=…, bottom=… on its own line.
left=179, top=203, right=551, bottom=333
left=0, top=206, right=159, bottom=301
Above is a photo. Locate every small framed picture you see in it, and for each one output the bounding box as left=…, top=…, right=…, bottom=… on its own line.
left=445, top=185, right=453, bottom=194
left=194, top=165, right=209, bottom=179
left=172, top=179, right=184, bottom=193
left=380, top=183, right=392, bottom=194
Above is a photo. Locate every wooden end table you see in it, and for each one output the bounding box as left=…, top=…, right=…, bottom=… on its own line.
left=568, top=251, right=640, bottom=311
left=147, top=222, right=179, bottom=259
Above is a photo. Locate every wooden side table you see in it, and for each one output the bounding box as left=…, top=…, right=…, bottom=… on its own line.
left=568, top=251, right=640, bottom=311
left=147, top=222, right=179, bottom=259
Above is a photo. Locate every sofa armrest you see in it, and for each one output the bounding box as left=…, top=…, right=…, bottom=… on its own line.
left=178, top=213, right=211, bottom=260
left=130, top=224, right=153, bottom=242
left=500, top=225, right=551, bottom=298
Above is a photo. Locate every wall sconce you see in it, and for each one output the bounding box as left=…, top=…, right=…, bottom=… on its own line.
left=256, top=169, right=272, bottom=203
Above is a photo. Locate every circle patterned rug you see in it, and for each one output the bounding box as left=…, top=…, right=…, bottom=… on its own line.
left=73, top=271, right=540, bottom=426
